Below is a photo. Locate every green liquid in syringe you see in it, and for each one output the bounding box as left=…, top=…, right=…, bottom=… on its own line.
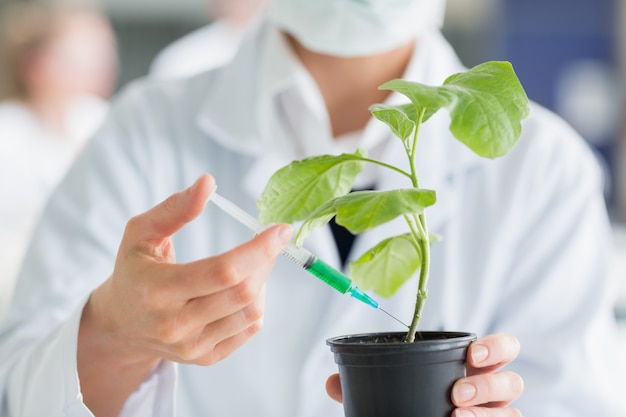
left=305, top=257, right=352, bottom=294
left=303, top=254, right=380, bottom=309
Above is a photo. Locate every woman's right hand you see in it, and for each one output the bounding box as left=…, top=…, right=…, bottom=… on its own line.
left=78, top=174, right=293, bottom=417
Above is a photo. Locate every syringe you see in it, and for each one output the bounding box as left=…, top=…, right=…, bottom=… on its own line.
left=209, top=191, right=408, bottom=327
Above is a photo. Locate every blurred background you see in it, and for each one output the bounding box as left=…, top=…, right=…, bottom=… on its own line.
left=0, top=0, right=625, bottom=366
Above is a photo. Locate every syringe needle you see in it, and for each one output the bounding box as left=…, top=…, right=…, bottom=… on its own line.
left=379, top=307, right=409, bottom=328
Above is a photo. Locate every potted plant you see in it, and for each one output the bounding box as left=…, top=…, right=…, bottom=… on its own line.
left=257, top=61, right=530, bottom=417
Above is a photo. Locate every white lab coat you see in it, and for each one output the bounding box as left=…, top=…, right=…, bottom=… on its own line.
left=149, top=20, right=247, bottom=80
left=0, top=22, right=622, bottom=417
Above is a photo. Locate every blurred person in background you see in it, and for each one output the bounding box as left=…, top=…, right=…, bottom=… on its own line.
left=149, top=0, right=266, bottom=79
left=0, top=0, right=118, bottom=316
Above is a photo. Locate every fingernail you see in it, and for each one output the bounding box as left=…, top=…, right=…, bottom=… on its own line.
left=471, top=344, right=489, bottom=364
left=455, top=410, right=475, bottom=417
left=453, top=382, right=476, bottom=403
left=277, top=225, right=294, bottom=244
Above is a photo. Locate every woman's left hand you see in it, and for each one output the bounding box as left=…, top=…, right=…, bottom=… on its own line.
left=326, top=333, right=524, bottom=417
left=450, top=333, right=523, bottom=416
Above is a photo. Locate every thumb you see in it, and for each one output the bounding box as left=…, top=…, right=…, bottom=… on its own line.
left=128, top=174, right=215, bottom=244
left=326, top=374, right=343, bottom=403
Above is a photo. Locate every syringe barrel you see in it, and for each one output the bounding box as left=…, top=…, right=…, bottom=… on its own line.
left=281, top=243, right=316, bottom=269
left=305, top=257, right=353, bottom=294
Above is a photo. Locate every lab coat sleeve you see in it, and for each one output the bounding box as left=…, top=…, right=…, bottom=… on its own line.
left=4, top=297, right=177, bottom=417
left=5, top=299, right=88, bottom=416
left=491, top=106, right=622, bottom=416
left=118, top=361, right=177, bottom=417
left=0, top=81, right=181, bottom=416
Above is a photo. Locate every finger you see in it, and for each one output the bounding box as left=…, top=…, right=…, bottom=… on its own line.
left=452, top=406, right=523, bottom=417
left=165, top=287, right=267, bottom=365
left=452, top=371, right=524, bottom=408
left=174, top=223, right=293, bottom=299
left=126, top=174, right=215, bottom=245
left=216, top=223, right=294, bottom=279
left=326, top=374, right=342, bottom=403
left=154, top=318, right=265, bottom=367
left=180, top=267, right=271, bottom=327
left=198, top=286, right=267, bottom=360
left=174, top=256, right=271, bottom=335
left=196, top=317, right=265, bottom=366
left=467, top=333, right=520, bottom=375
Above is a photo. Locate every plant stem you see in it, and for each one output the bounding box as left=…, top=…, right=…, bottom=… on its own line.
left=403, top=215, right=422, bottom=252
left=405, top=108, right=430, bottom=343
left=356, top=156, right=412, bottom=180
left=405, top=213, right=430, bottom=343
left=408, top=109, right=426, bottom=189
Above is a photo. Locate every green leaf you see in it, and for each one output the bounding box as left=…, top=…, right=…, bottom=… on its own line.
left=379, top=80, right=450, bottom=117
left=379, top=61, right=530, bottom=158
left=257, top=151, right=365, bottom=224
left=294, top=200, right=336, bottom=246
left=370, top=104, right=416, bottom=143
left=442, top=61, right=530, bottom=158
left=334, top=189, right=436, bottom=233
left=295, top=189, right=436, bottom=245
left=350, top=234, right=421, bottom=298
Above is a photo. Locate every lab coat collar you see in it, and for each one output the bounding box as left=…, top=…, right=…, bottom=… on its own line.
left=196, top=21, right=301, bottom=154
left=196, top=22, right=309, bottom=199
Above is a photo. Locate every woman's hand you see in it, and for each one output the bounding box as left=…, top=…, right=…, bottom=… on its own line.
left=78, top=174, right=293, bottom=417
left=451, top=333, right=523, bottom=416
left=326, top=333, right=523, bottom=417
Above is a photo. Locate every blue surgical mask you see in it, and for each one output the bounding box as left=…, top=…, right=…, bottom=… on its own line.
left=268, top=0, right=447, bottom=57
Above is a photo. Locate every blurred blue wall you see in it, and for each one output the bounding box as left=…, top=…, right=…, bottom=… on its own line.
left=504, top=0, right=614, bottom=108
left=502, top=0, right=619, bottom=208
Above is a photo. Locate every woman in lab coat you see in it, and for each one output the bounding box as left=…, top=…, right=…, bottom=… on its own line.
left=0, top=0, right=622, bottom=416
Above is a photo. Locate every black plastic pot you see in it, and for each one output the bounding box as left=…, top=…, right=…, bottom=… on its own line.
left=327, top=331, right=476, bottom=417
